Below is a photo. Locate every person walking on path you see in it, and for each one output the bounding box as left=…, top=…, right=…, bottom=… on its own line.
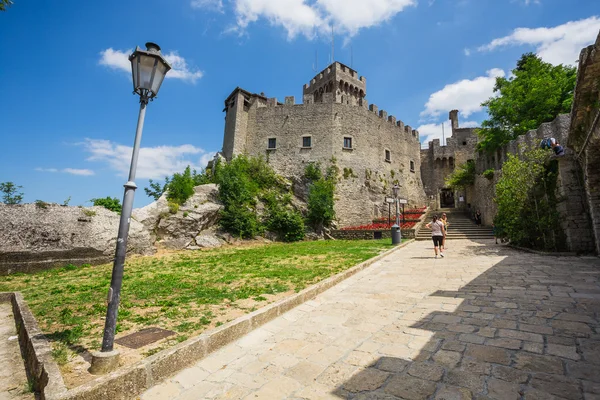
left=425, top=215, right=445, bottom=258
left=475, top=210, right=482, bottom=227
left=440, top=213, right=449, bottom=250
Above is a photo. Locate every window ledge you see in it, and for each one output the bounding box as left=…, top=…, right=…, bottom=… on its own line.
left=267, top=148, right=277, bottom=151
left=301, top=146, right=312, bottom=149
left=342, top=147, right=353, bottom=151
left=384, top=159, right=391, bottom=163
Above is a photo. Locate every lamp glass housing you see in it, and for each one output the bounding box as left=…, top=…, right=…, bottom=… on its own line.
left=129, top=43, right=171, bottom=100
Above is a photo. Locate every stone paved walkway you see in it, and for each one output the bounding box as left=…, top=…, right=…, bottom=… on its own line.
left=142, top=239, right=600, bottom=400
left=0, top=304, right=33, bottom=400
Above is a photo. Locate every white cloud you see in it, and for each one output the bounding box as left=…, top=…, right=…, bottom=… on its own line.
left=35, top=167, right=95, bottom=176
left=418, top=120, right=479, bottom=148
left=81, top=139, right=216, bottom=179
left=420, top=68, right=505, bottom=120
left=191, top=0, right=224, bottom=12
left=228, top=0, right=416, bottom=38
left=477, top=16, right=600, bottom=66
left=63, top=168, right=95, bottom=176
left=99, top=48, right=203, bottom=84
left=463, top=48, right=471, bottom=56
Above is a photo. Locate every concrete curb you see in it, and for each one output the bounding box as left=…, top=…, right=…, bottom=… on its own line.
left=507, top=244, right=578, bottom=257
left=5, top=239, right=414, bottom=400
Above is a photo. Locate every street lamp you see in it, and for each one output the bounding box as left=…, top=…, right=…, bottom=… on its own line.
left=90, top=43, right=171, bottom=375
left=391, top=184, right=402, bottom=244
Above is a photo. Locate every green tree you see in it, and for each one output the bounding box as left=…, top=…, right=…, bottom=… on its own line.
left=91, top=197, right=122, bottom=214
left=166, top=166, right=196, bottom=205
left=477, top=53, right=576, bottom=152
left=494, top=147, right=564, bottom=251
left=144, top=177, right=170, bottom=201
left=445, top=160, right=475, bottom=189
left=0, top=182, right=24, bottom=204
left=306, top=178, right=335, bottom=231
left=0, top=0, right=13, bottom=11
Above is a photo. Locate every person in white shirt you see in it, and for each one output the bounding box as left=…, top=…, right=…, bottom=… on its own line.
left=425, top=215, right=445, bottom=259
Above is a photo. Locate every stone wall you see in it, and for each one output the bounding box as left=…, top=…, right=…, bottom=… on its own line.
left=420, top=110, right=478, bottom=210
left=568, top=30, right=600, bottom=254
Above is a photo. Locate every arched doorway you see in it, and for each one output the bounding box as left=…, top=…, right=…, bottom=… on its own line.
left=440, top=188, right=455, bottom=208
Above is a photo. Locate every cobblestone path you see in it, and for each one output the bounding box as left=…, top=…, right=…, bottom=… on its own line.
left=0, top=304, right=33, bottom=400
left=142, top=239, right=600, bottom=399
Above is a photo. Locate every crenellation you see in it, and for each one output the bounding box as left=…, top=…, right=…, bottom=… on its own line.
left=267, top=98, right=278, bottom=107
left=369, top=104, right=378, bottom=114
left=285, top=96, right=295, bottom=105
left=379, top=110, right=387, bottom=119
left=389, top=116, right=396, bottom=125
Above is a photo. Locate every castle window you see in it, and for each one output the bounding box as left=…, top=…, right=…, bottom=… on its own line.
left=343, top=137, right=353, bottom=149
left=302, top=136, right=312, bottom=148
left=267, top=138, right=277, bottom=150
left=385, top=149, right=391, bottom=162
left=410, top=160, right=415, bottom=172
left=462, top=141, right=467, bottom=146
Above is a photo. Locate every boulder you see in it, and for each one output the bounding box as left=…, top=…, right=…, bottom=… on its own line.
left=133, top=184, right=224, bottom=250
left=0, top=203, right=154, bottom=275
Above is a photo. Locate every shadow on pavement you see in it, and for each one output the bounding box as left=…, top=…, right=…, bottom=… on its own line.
left=332, top=244, right=600, bottom=399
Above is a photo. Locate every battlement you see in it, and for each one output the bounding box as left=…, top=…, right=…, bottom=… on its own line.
left=303, top=61, right=366, bottom=105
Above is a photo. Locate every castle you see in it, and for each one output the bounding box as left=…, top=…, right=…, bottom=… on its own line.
left=220, top=61, right=478, bottom=226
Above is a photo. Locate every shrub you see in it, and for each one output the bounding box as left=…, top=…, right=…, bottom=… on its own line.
left=0, top=182, right=24, bottom=204
left=83, top=209, right=96, bottom=217
left=168, top=201, right=180, bottom=214
left=482, top=169, right=495, bottom=180
left=306, top=178, right=335, bottom=231
left=35, top=200, right=49, bottom=209
left=166, top=166, right=195, bottom=205
left=304, top=163, right=322, bottom=182
left=263, top=191, right=304, bottom=242
left=91, top=197, right=122, bottom=214
left=445, top=160, right=475, bottom=189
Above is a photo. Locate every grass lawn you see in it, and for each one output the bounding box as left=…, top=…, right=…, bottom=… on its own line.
left=0, top=239, right=395, bottom=370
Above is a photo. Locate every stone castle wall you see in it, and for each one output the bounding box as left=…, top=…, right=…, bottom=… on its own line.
left=223, top=84, right=426, bottom=227
left=420, top=111, right=479, bottom=209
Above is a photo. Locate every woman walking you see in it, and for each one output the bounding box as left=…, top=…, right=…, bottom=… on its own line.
left=440, top=213, right=449, bottom=250
left=475, top=210, right=482, bottom=227
left=425, top=215, right=445, bottom=258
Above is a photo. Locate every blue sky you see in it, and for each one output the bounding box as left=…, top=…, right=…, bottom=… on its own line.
left=1, top=0, right=598, bottom=208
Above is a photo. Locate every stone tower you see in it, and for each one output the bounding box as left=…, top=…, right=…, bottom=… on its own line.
left=303, top=62, right=366, bottom=105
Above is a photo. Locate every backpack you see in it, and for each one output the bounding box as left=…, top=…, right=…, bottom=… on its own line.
left=540, top=138, right=556, bottom=150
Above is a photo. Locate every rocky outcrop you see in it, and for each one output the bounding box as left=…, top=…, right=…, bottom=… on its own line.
left=0, top=203, right=154, bottom=275
left=133, top=184, right=224, bottom=250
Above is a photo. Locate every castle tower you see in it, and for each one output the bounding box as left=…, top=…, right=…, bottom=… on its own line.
left=449, top=109, right=459, bottom=134
left=302, top=62, right=366, bottom=105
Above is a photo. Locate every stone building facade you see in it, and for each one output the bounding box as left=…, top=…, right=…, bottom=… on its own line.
left=221, top=62, right=426, bottom=227
left=420, top=110, right=479, bottom=209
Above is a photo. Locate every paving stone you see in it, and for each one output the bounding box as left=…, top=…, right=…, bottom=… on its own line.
left=448, top=324, right=477, bottom=333
left=491, top=319, right=518, bottom=329
left=384, top=374, right=437, bottom=400
left=442, top=340, right=466, bottom=352
left=579, top=340, right=600, bottom=364
left=487, top=378, right=522, bottom=400
left=491, top=365, right=529, bottom=383
left=407, top=362, right=445, bottom=382
left=530, top=373, right=582, bottom=400
left=284, top=361, right=326, bottom=386
left=459, top=334, right=486, bottom=344
left=487, top=338, right=522, bottom=350
left=464, top=344, right=511, bottom=365
left=566, top=361, right=600, bottom=382
left=343, top=368, right=389, bottom=393
left=444, top=370, right=485, bottom=393
left=498, top=328, right=544, bottom=343
left=523, top=341, right=544, bottom=354
left=546, top=343, right=580, bottom=360
left=376, top=357, right=409, bottom=373
left=513, top=353, right=564, bottom=374
left=433, top=350, right=463, bottom=368
left=435, top=385, right=473, bottom=400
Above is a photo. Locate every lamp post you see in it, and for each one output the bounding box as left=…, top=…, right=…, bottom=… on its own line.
left=391, top=184, right=401, bottom=244
left=90, top=43, right=171, bottom=375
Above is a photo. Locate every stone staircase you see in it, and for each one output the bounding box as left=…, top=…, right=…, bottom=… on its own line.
left=415, top=208, right=495, bottom=241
